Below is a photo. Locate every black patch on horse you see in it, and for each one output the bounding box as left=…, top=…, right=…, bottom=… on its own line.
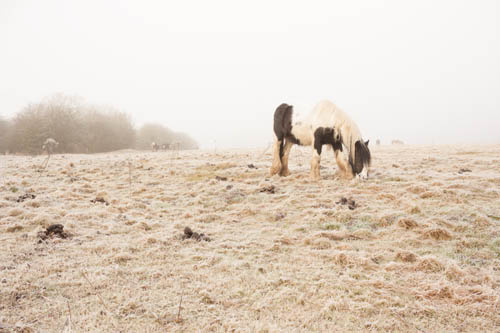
left=348, top=140, right=371, bottom=175
left=285, top=133, right=301, bottom=146
left=273, top=103, right=293, bottom=141
left=273, top=103, right=295, bottom=158
left=313, top=127, right=340, bottom=155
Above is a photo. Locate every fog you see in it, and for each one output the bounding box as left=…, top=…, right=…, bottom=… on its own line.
left=1, top=0, right=499, bottom=148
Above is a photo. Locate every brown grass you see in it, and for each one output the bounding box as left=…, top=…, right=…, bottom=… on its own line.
left=423, top=228, right=453, bottom=240
left=396, top=251, right=417, bottom=262
left=398, top=217, right=419, bottom=229
left=1, top=144, right=499, bottom=332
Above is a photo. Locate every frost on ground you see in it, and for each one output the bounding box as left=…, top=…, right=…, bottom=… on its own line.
left=0, top=145, right=499, bottom=332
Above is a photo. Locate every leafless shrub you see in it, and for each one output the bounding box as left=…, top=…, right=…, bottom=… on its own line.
left=5, top=94, right=135, bottom=154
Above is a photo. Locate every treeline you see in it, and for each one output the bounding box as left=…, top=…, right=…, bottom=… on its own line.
left=0, top=94, right=198, bottom=154
left=135, top=123, right=199, bottom=150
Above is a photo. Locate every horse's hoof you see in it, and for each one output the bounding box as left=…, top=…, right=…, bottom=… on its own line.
left=280, top=169, right=290, bottom=177
left=270, top=167, right=281, bottom=176
left=310, top=174, right=320, bottom=181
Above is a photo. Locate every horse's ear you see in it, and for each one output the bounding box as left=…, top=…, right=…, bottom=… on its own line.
left=365, top=140, right=369, bottom=146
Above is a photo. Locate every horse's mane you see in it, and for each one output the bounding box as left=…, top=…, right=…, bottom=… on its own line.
left=328, top=102, right=371, bottom=171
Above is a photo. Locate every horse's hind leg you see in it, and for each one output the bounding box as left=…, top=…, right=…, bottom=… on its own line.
left=270, top=138, right=283, bottom=176
left=310, top=140, right=322, bottom=181
left=279, top=140, right=293, bottom=177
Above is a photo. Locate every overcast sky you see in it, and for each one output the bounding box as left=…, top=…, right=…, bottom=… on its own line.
left=1, top=0, right=498, bottom=148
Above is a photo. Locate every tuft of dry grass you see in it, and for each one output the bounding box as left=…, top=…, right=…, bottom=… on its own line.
left=396, top=251, right=417, bottom=262
left=423, top=228, right=453, bottom=240
left=6, top=224, right=23, bottom=232
left=8, top=208, right=23, bottom=217
left=416, top=257, right=445, bottom=272
left=398, top=217, right=419, bottom=229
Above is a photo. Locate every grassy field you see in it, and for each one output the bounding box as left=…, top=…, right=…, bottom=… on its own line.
left=1, top=144, right=499, bottom=332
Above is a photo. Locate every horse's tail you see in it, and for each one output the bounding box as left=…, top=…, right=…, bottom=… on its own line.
left=273, top=103, right=293, bottom=158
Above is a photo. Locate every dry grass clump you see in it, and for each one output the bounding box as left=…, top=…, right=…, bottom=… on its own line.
left=316, top=232, right=347, bottom=241
left=420, top=191, right=438, bottom=198
left=311, top=238, right=332, bottom=249
left=334, top=211, right=353, bottom=223
left=25, top=200, right=41, bottom=208
left=351, top=229, right=374, bottom=239
left=407, top=185, right=426, bottom=194
left=377, top=215, right=396, bottom=227
left=445, top=264, right=465, bottom=281
left=195, top=162, right=237, bottom=172
left=333, top=252, right=355, bottom=266
left=425, top=286, right=455, bottom=299
left=472, top=216, right=492, bottom=228
left=398, top=217, right=419, bottom=229
left=6, top=224, right=23, bottom=232
left=415, top=256, right=445, bottom=272
left=409, top=206, right=421, bottom=214
left=455, top=151, right=479, bottom=155
left=8, top=208, right=23, bottom=217
left=423, top=228, right=453, bottom=240
left=376, top=193, right=396, bottom=200
left=395, top=251, right=417, bottom=262
left=0, top=200, right=11, bottom=209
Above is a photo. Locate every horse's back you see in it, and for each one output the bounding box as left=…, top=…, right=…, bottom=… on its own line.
left=310, top=100, right=342, bottom=128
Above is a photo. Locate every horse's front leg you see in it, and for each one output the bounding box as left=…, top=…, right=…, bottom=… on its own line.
left=310, top=144, right=321, bottom=181
left=270, top=138, right=283, bottom=176
left=334, top=149, right=353, bottom=179
left=279, top=140, right=293, bottom=177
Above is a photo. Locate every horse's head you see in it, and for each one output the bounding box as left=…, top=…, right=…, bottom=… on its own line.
left=351, top=139, right=371, bottom=180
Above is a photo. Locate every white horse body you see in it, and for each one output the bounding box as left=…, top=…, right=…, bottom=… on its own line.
left=271, top=100, right=371, bottom=180
left=294, top=101, right=364, bottom=153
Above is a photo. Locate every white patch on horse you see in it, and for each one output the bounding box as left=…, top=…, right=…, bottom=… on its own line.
left=357, top=167, right=369, bottom=180
left=290, top=122, right=313, bottom=146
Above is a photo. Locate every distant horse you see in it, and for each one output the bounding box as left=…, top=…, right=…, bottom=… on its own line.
left=41, top=138, right=59, bottom=169
left=151, top=142, right=159, bottom=152
left=160, top=143, right=170, bottom=151
left=42, top=138, right=59, bottom=155
left=270, top=100, right=371, bottom=180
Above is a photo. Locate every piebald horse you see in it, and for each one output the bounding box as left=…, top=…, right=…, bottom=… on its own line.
left=270, top=100, right=371, bottom=180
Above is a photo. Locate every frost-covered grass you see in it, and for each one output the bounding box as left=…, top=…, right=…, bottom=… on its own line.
left=1, top=144, right=499, bottom=332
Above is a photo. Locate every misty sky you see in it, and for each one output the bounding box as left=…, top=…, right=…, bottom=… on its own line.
left=1, top=0, right=499, bottom=148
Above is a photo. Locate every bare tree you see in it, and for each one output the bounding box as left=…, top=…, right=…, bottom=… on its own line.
left=0, top=116, right=12, bottom=153
left=82, top=106, right=135, bottom=153
left=6, top=94, right=194, bottom=154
